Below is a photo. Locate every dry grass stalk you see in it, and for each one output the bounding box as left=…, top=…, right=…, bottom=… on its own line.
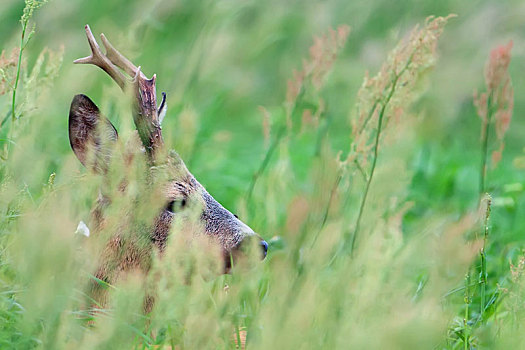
left=345, top=15, right=454, bottom=253
left=474, top=41, right=514, bottom=192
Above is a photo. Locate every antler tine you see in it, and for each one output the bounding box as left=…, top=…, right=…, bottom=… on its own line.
left=74, top=25, right=127, bottom=90
left=100, top=33, right=147, bottom=80
left=74, top=25, right=164, bottom=162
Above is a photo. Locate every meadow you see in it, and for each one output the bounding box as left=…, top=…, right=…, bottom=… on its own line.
left=1, top=0, right=525, bottom=348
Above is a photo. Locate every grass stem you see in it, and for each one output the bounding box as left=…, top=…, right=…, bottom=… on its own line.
left=246, top=126, right=285, bottom=201
left=310, top=171, right=342, bottom=247
left=479, top=91, right=494, bottom=195
left=347, top=57, right=412, bottom=255
left=479, top=194, right=492, bottom=323
left=464, top=270, right=471, bottom=350
left=11, top=20, right=28, bottom=125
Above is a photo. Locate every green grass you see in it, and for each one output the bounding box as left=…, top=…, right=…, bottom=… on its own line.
left=1, top=0, right=525, bottom=349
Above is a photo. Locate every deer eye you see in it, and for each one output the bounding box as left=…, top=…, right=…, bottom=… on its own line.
left=166, top=198, right=187, bottom=213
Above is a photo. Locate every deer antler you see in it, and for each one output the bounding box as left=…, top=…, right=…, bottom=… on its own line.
left=100, top=33, right=146, bottom=80
left=75, top=25, right=164, bottom=160
left=74, top=25, right=127, bottom=90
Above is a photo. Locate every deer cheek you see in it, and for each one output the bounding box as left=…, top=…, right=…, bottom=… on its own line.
left=151, top=211, right=173, bottom=251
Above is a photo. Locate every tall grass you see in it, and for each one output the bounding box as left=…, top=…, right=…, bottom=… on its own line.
left=346, top=16, right=453, bottom=254
left=451, top=40, right=515, bottom=348
left=0, top=0, right=61, bottom=162
left=0, top=1, right=524, bottom=349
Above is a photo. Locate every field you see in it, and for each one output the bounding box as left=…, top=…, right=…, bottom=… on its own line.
left=1, top=0, right=525, bottom=349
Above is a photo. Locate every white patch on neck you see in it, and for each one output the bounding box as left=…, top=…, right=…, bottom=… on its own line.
left=75, top=221, right=90, bottom=237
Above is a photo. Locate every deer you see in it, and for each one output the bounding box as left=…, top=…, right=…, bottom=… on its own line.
left=69, top=25, right=268, bottom=311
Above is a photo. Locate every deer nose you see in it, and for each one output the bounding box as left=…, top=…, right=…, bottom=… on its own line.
left=260, top=240, right=268, bottom=259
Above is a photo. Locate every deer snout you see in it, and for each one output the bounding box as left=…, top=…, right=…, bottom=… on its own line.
left=233, top=235, right=268, bottom=260
left=233, top=219, right=267, bottom=260
left=200, top=190, right=267, bottom=270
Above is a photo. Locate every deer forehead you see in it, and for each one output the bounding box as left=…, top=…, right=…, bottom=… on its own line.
left=164, top=174, right=201, bottom=198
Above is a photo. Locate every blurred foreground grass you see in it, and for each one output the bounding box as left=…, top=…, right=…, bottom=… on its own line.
left=1, top=0, right=525, bottom=349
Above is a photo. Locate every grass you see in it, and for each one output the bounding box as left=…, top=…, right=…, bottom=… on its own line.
left=0, top=0, right=525, bottom=349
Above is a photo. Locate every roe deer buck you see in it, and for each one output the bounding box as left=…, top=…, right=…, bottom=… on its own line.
left=69, top=25, right=267, bottom=308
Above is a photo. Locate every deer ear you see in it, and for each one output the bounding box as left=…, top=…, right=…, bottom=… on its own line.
left=69, top=94, right=118, bottom=173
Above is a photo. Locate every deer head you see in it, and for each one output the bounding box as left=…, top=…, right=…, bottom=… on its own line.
left=69, top=25, right=267, bottom=287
